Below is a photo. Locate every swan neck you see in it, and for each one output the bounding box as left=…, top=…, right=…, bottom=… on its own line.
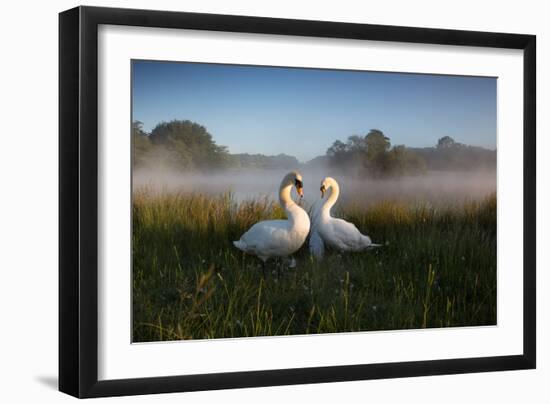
left=322, top=180, right=340, bottom=216
left=279, top=183, right=295, bottom=210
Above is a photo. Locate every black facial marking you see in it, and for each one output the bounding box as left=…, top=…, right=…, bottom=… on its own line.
left=295, top=179, right=303, bottom=189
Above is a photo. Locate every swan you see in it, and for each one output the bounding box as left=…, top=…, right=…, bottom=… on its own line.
left=309, top=177, right=380, bottom=258
left=233, top=171, right=311, bottom=265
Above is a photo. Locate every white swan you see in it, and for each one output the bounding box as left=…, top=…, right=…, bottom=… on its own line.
left=233, top=171, right=311, bottom=264
left=309, top=177, right=380, bottom=258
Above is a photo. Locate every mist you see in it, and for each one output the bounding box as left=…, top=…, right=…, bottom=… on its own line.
left=133, top=166, right=496, bottom=209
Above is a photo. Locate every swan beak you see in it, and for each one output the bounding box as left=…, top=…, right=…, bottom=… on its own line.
left=297, top=187, right=304, bottom=198
left=320, top=185, right=326, bottom=198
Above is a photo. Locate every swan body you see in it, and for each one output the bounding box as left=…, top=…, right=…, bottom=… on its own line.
left=234, top=171, right=310, bottom=262
left=309, top=177, right=379, bottom=258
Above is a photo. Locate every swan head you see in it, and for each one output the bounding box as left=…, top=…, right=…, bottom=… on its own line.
left=282, top=171, right=304, bottom=198
left=320, top=177, right=337, bottom=198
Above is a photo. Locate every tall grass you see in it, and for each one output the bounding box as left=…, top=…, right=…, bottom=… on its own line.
left=132, top=189, right=496, bottom=342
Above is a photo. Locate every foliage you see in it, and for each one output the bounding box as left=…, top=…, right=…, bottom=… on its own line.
left=326, top=132, right=495, bottom=177
left=365, top=129, right=391, bottom=160
left=132, top=119, right=496, bottom=177
left=132, top=120, right=301, bottom=172
left=149, top=120, right=231, bottom=169
left=437, top=135, right=456, bottom=149
left=132, top=190, right=496, bottom=342
left=132, top=121, right=154, bottom=169
left=411, top=136, right=497, bottom=171
left=132, top=120, right=231, bottom=171
left=327, top=129, right=426, bottom=177
left=385, top=145, right=428, bottom=176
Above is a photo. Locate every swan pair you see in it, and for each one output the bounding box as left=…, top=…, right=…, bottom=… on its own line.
left=233, top=171, right=378, bottom=265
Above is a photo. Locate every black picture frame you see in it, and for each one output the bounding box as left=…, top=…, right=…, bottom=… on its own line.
left=59, top=5, right=536, bottom=398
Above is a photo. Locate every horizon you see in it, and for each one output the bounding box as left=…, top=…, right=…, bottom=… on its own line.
left=132, top=60, right=497, bottom=162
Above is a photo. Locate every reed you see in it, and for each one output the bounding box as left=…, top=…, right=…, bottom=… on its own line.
left=132, top=189, right=497, bottom=342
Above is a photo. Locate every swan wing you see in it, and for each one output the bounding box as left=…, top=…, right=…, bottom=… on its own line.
left=236, top=220, right=289, bottom=248
left=328, top=218, right=372, bottom=251
left=234, top=219, right=301, bottom=258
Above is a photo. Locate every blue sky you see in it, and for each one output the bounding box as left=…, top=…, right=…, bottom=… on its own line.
left=132, top=60, right=496, bottom=162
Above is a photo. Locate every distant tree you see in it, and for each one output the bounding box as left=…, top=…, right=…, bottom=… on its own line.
left=306, top=155, right=330, bottom=168
left=437, top=136, right=456, bottom=149
left=325, top=129, right=428, bottom=177
left=326, top=139, right=355, bottom=170
left=346, top=135, right=368, bottom=152
left=386, top=145, right=427, bottom=176
left=132, top=120, right=146, bottom=137
left=132, top=121, right=153, bottom=169
left=268, top=154, right=300, bottom=169
left=409, top=137, right=496, bottom=171
left=365, top=129, right=391, bottom=160
left=326, top=140, right=347, bottom=157
left=363, top=129, right=391, bottom=176
left=148, top=120, right=230, bottom=170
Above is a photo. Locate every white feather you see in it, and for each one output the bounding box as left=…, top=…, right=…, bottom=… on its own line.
left=309, top=177, right=379, bottom=256
left=233, top=172, right=310, bottom=263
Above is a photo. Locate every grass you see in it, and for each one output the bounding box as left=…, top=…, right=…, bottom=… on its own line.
left=132, top=188, right=497, bottom=342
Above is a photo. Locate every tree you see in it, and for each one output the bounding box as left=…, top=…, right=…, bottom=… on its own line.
left=409, top=137, right=496, bottom=171
left=148, top=120, right=230, bottom=170
left=347, top=135, right=368, bottom=152
left=326, top=139, right=353, bottom=169
left=386, top=145, right=427, bottom=175
left=325, top=129, right=427, bottom=177
left=362, top=129, right=391, bottom=176
left=132, top=121, right=153, bottom=169
left=437, top=136, right=455, bottom=149
left=365, top=129, right=391, bottom=160
left=326, top=140, right=347, bottom=157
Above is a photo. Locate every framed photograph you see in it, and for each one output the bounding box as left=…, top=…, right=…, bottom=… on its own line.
left=59, top=6, right=536, bottom=398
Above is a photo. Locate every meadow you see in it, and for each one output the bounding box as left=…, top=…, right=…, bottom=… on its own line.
left=132, top=183, right=497, bottom=342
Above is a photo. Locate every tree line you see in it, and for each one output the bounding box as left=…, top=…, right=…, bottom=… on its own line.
left=133, top=120, right=298, bottom=171
left=326, top=129, right=427, bottom=177
left=133, top=119, right=496, bottom=176
left=325, top=131, right=496, bottom=177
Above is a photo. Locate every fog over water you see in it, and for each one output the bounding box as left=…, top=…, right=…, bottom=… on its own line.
left=133, top=167, right=496, bottom=209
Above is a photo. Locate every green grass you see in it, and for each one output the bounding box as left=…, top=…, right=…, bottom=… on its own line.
left=132, top=189, right=496, bottom=342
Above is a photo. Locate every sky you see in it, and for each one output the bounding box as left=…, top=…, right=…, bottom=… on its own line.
left=132, top=60, right=497, bottom=162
